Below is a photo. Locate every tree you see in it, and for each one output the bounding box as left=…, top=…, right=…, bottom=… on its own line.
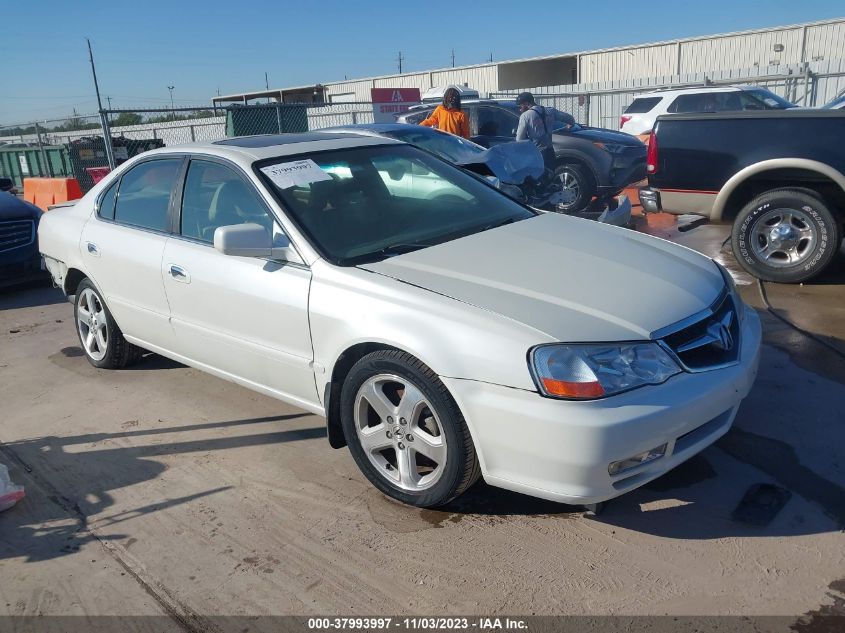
left=111, top=112, right=143, bottom=127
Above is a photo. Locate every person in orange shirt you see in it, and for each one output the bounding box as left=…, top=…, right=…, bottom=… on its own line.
left=419, top=87, right=470, bottom=139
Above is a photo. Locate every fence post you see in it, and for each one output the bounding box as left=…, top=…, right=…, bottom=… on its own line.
left=34, top=122, right=53, bottom=178
left=98, top=110, right=116, bottom=169
left=276, top=104, right=283, bottom=133
left=352, top=111, right=358, bottom=124
left=190, top=125, right=196, bottom=142
left=584, top=95, right=591, bottom=126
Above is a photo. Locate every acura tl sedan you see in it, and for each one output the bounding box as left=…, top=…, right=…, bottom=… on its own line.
left=38, top=133, right=761, bottom=509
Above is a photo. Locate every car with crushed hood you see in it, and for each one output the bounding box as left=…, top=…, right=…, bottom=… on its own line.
left=38, top=133, right=761, bottom=509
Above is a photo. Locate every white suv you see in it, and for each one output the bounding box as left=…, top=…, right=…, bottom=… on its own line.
left=619, top=85, right=795, bottom=137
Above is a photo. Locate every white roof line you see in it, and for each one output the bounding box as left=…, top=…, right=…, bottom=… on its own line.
left=212, top=17, right=844, bottom=100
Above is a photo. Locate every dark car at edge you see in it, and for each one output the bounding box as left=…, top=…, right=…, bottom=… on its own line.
left=397, top=98, right=646, bottom=212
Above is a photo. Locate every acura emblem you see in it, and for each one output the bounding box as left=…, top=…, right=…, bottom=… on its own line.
left=706, top=312, right=734, bottom=351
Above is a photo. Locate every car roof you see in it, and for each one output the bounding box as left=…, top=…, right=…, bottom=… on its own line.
left=132, top=133, right=402, bottom=163
left=406, top=98, right=518, bottom=112
left=634, top=85, right=758, bottom=99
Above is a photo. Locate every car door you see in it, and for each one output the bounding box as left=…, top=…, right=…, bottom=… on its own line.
left=80, top=157, right=184, bottom=349
left=161, top=157, right=317, bottom=407
left=472, top=106, right=519, bottom=148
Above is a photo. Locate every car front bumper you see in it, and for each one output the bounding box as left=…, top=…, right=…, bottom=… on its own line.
left=441, top=308, right=762, bottom=505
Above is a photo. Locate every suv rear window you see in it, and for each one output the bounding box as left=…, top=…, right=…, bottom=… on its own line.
left=624, top=97, right=662, bottom=114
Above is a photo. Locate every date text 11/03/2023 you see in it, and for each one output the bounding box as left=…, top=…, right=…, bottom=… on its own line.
left=307, top=617, right=529, bottom=630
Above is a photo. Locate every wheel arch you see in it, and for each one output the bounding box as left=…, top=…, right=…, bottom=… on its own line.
left=64, top=267, right=88, bottom=297
left=714, top=159, right=845, bottom=222
left=323, top=342, right=438, bottom=450
left=552, top=151, right=599, bottom=187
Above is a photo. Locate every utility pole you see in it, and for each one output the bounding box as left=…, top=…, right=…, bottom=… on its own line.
left=167, top=85, right=175, bottom=120
left=397, top=51, right=404, bottom=74
left=451, top=49, right=455, bottom=68
left=488, top=53, right=493, bottom=63
left=265, top=72, right=269, bottom=90
left=87, top=38, right=115, bottom=169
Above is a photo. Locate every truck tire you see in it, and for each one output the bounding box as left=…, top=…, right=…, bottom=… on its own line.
left=553, top=163, right=595, bottom=213
left=732, top=189, right=840, bottom=284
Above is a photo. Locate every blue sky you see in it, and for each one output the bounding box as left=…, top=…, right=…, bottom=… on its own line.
left=1, top=0, right=843, bottom=124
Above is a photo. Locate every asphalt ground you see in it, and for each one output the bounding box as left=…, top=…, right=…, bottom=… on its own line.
left=1, top=213, right=843, bottom=628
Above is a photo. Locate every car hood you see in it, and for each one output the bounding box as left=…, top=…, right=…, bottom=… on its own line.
left=560, top=126, right=645, bottom=146
left=0, top=192, right=42, bottom=221
left=359, top=213, right=723, bottom=342
left=454, top=141, right=545, bottom=185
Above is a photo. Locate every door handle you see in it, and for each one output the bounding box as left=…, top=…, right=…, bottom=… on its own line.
left=168, top=264, right=190, bottom=283
left=86, top=242, right=100, bottom=257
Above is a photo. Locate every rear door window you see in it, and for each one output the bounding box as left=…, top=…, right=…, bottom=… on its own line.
left=624, top=97, right=662, bottom=114
left=113, top=159, right=182, bottom=232
left=476, top=106, right=518, bottom=138
left=667, top=94, right=708, bottom=113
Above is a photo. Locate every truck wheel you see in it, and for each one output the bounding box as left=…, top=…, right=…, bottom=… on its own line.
left=732, top=189, right=840, bottom=284
left=74, top=278, right=143, bottom=369
left=553, top=164, right=594, bottom=213
left=340, top=350, right=481, bottom=508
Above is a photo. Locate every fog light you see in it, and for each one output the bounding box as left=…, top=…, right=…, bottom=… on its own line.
left=608, top=444, right=667, bottom=476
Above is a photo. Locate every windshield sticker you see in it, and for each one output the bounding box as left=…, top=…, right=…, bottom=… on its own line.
left=260, top=159, right=333, bottom=189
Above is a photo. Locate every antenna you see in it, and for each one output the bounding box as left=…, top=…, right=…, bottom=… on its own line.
left=397, top=51, right=404, bottom=74
left=451, top=49, right=455, bottom=68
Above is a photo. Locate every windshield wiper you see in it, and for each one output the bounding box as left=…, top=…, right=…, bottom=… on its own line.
left=480, top=217, right=519, bottom=232
left=378, top=242, right=434, bottom=257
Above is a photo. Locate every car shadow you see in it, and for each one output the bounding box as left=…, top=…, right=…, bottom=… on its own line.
left=0, top=412, right=322, bottom=563
left=0, top=282, right=64, bottom=311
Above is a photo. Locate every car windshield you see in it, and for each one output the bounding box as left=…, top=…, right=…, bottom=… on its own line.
left=380, top=128, right=486, bottom=163
left=256, top=144, right=535, bottom=266
left=744, top=88, right=795, bottom=109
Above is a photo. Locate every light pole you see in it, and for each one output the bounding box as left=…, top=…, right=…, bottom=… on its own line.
left=167, top=85, right=175, bottom=120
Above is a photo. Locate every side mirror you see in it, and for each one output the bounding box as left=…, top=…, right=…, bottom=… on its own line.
left=213, top=223, right=304, bottom=265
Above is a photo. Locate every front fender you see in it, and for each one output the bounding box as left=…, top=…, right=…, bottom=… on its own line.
left=309, top=262, right=550, bottom=401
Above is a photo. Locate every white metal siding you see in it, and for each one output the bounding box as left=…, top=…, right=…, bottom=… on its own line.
left=805, top=22, right=845, bottom=62
left=373, top=72, right=430, bottom=90
left=324, top=80, right=372, bottom=102
left=580, top=45, right=676, bottom=83
left=430, top=66, right=498, bottom=94
left=679, top=28, right=804, bottom=73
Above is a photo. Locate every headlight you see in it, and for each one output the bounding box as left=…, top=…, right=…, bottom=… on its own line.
left=530, top=343, right=681, bottom=400
left=715, top=261, right=745, bottom=323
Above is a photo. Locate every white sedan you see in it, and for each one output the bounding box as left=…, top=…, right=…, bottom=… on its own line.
left=38, top=133, right=761, bottom=508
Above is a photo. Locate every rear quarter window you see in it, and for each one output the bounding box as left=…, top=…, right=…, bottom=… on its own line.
left=624, top=97, right=662, bottom=114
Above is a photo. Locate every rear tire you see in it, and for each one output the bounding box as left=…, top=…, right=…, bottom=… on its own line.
left=340, top=350, right=480, bottom=508
left=731, top=189, right=839, bottom=283
left=552, top=163, right=595, bottom=213
left=74, top=278, right=143, bottom=369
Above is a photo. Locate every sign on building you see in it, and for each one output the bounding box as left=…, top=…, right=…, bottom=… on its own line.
left=371, top=88, right=421, bottom=123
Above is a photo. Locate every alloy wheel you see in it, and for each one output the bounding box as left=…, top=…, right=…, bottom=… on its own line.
left=77, top=288, right=108, bottom=361
left=750, top=207, right=816, bottom=268
left=353, top=373, right=448, bottom=492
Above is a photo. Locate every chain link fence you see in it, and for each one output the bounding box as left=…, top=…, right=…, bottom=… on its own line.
left=0, top=102, right=375, bottom=193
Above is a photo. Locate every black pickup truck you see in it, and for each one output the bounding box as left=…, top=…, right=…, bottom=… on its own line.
left=639, top=110, right=845, bottom=283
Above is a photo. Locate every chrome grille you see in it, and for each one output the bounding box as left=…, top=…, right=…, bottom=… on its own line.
left=0, top=220, right=35, bottom=253
left=657, top=292, right=740, bottom=371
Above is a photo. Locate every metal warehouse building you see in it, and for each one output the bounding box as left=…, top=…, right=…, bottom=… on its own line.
left=212, top=17, right=845, bottom=105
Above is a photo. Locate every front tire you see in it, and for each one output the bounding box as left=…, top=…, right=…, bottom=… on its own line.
left=74, top=278, right=143, bottom=369
left=340, top=350, right=480, bottom=508
left=732, top=189, right=840, bottom=283
left=552, top=163, right=595, bottom=213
